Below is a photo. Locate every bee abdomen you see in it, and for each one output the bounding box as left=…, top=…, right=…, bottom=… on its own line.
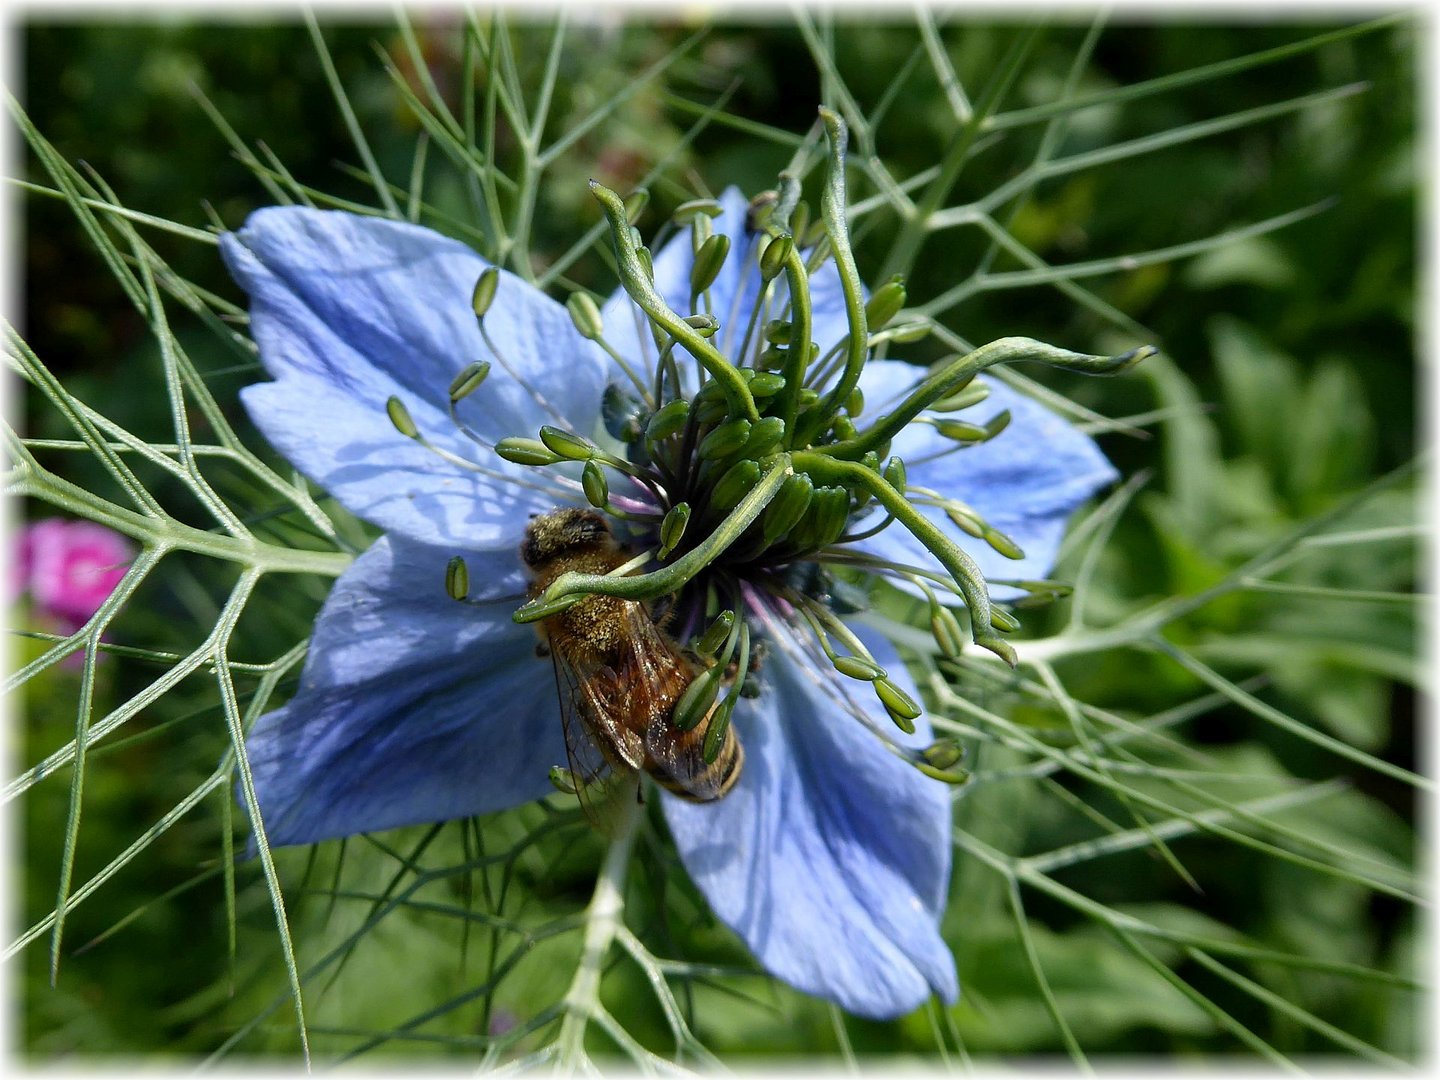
left=652, top=731, right=744, bottom=803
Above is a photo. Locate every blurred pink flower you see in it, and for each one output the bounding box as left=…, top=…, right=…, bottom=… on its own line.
left=18, top=518, right=135, bottom=633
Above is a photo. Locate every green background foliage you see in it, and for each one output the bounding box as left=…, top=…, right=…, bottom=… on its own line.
left=12, top=11, right=1419, bottom=1066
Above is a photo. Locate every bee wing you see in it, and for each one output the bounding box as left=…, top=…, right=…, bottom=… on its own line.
left=548, top=645, right=643, bottom=825
left=627, top=621, right=730, bottom=802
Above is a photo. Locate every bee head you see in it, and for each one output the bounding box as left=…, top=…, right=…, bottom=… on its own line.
left=520, top=508, right=616, bottom=568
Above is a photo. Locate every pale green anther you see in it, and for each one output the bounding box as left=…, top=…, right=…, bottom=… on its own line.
left=798, top=388, right=820, bottom=408
left=759, top=232, right=794, bottom=281
left=875, top=677, right=921, bottom=733
left=748, top=189, right=778, bottom=230
left=386, top=396, right=419, bottom=439
left=445, top=556, right=469, bottom=602
left=539, top=425, right=597, bottom=461
left=624, top=189, right=649, bottom=224
left=548, top=766, right=580, bottom=795
left=658, top=502, right=691, bottom=558
left=645, top=399, right=690, bottom=442
left=930, top=602, right=965, bottom=658
left=831, top=415, right=858, bottom=441
left=748, top=372, right=786, bottom=399
left=983, top=526, right=1025, bottom=561
left=886, top=321, right=931, bottom=344
left=794, top=484, right=849, bottom=549
left=790, top=200, right=811, bottom=247
left=582, top=460, right=609, bottom=509
left=448, top=361, right=492, bottom=402
left=932, top=380, right=989, bottom=412
left=693, top=610, right=735, bottom=657
left=671, top=666, right=721, bottom=732
left=636, top=245, right=654, bottom=281
left=711, top=459, right=762, bottom=510
left=702, top=698, right=736, bottom=764
left=833, top=654, right=885, bottom=681
left=944, top=503, right=986, bottom=539
left=691, top=213, right=713, bottom=250
left=922, top=738, right=966, bottom=771
left=846, top=386, right=865, bottom=416
left=985, top=409, right=1012, bottom=439
left=761, top=471, right=813, bottom=544
left=766, top=320, right=792, bottom=345
left=698, top=418, right=753, bottom=461
left=864, top=275, right=907, bottom=330
left=932, top=418, right=991, bottom=442
left=690, top=233, right=730, bottom=295
left=990, top=607, right=1021, bottom=632
left=756, top=345, right=788, bottom=371
left=566, top=292, right=605, bottom=341
left=684, top=313, right=720, bottom=337
left=742, top=416, right=786, bottom=459
left=883, top=455, right=907, bottom=492
left=494, top=437, right=562, bottom=466
left=693, top=396, right=730, bottom=425
left=673, top=198, right=724, bottom=223
left=472, top=267, right=500, bottom=318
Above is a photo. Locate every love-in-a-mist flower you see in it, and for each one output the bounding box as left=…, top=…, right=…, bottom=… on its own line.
left=221, top=111, right=1146, bottom=1020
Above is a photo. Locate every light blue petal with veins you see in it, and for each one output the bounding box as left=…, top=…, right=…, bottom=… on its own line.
left=663, top=626, right=957, bottom=1019
left=244, top=535, right=565, bottom=847
left=222, top=207, right=605, bottom=549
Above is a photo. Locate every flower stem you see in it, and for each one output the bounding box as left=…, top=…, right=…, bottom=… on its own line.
left=557, top=793, right=641, bottom=1064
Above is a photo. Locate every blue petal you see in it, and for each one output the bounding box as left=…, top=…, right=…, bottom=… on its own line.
left=244, top=535, right=566, bottom=847
left=223, top=208, right=606, bottom=548
left=663, top=624, right=957, bottom=1019
left=850, top=360, right=1117, bottom=599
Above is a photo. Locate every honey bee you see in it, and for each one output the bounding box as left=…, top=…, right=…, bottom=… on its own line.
left=520, top=508, right=744, bottom=806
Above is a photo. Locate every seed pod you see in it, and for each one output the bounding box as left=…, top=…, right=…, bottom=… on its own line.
left=386, top=396, right=419, bottom=439
left=448, top=361, right=492, bottom=402
left=690, top=233, right=731, bottom=295
left=864, top=275, right=906, bottom=330
left=581, top=460, right=609, bottom=509
left=711, top=459, right=762, bottom=510
left=566, top=292, right=605, bottom=341
left=539, top=425, right=597, bottom=461
left=645, top=399, right=690, bottom=442
left=698, top=418, right=753, bottom=461
left=445, top=556, right=469, bottom=601
left=658, top=502, right=691, bottom=557
left=471, top=267, right=500, bottom=318
left=494, top=437, right=562, bottom=466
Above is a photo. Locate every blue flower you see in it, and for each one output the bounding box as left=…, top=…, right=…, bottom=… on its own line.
left=221, top=184, right=1117, bottom=1020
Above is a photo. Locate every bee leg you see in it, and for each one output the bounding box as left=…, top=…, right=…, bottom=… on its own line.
left=635, top=781, right=646, bottom=806
left=534, top=642, right=551, bottom=658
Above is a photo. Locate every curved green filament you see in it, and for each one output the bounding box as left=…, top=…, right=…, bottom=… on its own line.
left=794, top=451, right=1016, bottom=666
left=796, top=109, right=870, bottom=448
left=814, top=340, right=1155, bottom=461
left=590, top=182, right=759, bottom=423
left=514, top=455, right=791, bottom=621
left=773, top=241, right=814, bottom=439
